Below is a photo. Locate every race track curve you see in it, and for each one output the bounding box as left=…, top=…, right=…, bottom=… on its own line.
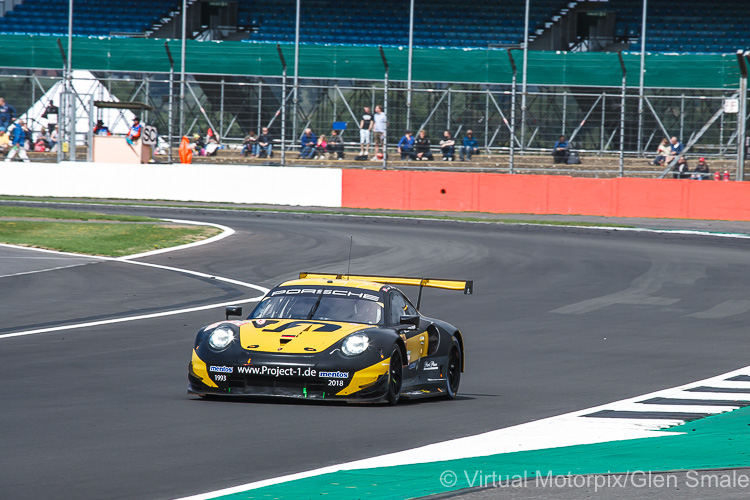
left=2, top=204, right=750, bottom=500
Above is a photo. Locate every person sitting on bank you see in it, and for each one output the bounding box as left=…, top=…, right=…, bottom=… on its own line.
left=314, top=134, right=328, bottom=159
left=440, top=130, right=455, bottom=161
left=398, top=130, right=415, bottom=160
left=241, top=130, right=258, bottom=157
left=299, top=128, right=317, bottom=159
left=326, top=130, right=345, bottom=159
left=257, top=127, right=273, bottom=158
left=552, top=135, right=569, bottom=164
left=665, top=136, right=684, bottom=165
left=413, top=130, right=434, bottom=161
left=652, top=138, right=669, bottom=166
left=672, top=156, right=690, bottom=179
left=691, top=157, right=710, bottom=180
left=460, top=130, right=479, bottom=161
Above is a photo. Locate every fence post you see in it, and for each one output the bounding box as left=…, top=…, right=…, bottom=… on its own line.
left=379, top=46, right=389, bottom=170
left=277, top=44, right=287, bottom=166
left=508, top=48, right=520, bottom=174
left=737, top=50, right=748, bottom=181
left=618, top=51, right=627, bottom=177
left=165, top=42, right=175, bottom=164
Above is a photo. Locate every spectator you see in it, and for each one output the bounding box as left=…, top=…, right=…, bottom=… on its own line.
left=552, top=135, right=569, bottom=164
left=672, top=156, right=690, bottom=179
left=126, top=116, right=142, bottom=145
left=372, top=105, right=386, bottom=159
left=398, top=130, right=415, bottom=160
left=359, top=106, right=373, bottom=156
left=241, top=130, right=258, bottom=157
left=21, top=121, right=32, bottom=150
left=439, top=130, right=455, bottom=161
left=205, top=133, right=220, bottom=156
left=315, top=134, right=328, bottom=159
left=0, top=97, right=16, bottom=132
left=193, top=133, right=206, bottom=156
left=460, top=130, right=480, bottom=161
left=665, top=136, right=684, bottom=164
left=49, top=125, right=59, bottom=152
left=327, top=129, right=345, bottom=159
left=299, top=128, right=317, bottom=159
left=37, top=127, right=51, bottom=151
left=691, top=157, right=710, bottom=180
left=257, top=127, right=273, bottom=158
left=413, top=129, right=434, bottom=161
left=93, top=119, right=111, bottom=136
left=4, top=120, right=30, bottom=162
left=0, top=130, right=9, bottom=151
left=651, top=138, right=670, bottom=166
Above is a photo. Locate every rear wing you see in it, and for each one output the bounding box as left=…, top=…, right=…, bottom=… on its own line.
left=299, top=272, right=472, bottom=309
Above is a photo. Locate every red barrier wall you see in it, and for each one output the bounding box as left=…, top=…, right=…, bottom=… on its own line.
left=341, top=170, right=750, bottom=221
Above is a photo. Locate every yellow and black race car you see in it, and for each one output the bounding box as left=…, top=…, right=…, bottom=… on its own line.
left=188, top=273, right=472, bottom=404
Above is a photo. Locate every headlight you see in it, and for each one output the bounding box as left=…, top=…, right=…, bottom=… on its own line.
left=341, top=333, right=369, bottom=356
left=208, top=327, right=234, bottom=351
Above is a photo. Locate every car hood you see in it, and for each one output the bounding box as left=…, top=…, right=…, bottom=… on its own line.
left=238, top=319, right=377, bottom=354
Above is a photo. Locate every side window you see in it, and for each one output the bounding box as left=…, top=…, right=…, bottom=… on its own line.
left=389, top=291, right=417, bottom=324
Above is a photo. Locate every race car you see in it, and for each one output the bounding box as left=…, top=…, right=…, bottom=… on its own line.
left=188, top=272, right=472, bottom=404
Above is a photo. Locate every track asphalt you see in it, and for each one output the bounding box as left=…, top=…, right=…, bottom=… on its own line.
left=3, top=201, right=750, bottom=499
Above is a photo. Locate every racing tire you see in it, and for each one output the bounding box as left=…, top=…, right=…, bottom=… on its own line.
left=386, top=347, right=403, bottom=405
left=445, top=344, right=461, bottom=399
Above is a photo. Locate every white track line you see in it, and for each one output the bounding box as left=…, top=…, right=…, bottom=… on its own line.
left=0, top=219, right=269, bottom=340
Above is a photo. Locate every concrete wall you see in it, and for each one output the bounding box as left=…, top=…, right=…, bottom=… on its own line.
left=0, top=162, right=342, bottom=207
left=5, top=162, right=750, bottom=222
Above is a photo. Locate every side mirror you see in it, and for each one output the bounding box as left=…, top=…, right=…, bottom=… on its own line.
left=399, top=314, right=420, bottom=327
left=225, top=306, right=243, bottom=320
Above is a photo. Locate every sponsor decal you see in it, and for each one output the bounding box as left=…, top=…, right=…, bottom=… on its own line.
left=271, top=288, right=380, bottom=302
left=423, top=360, right=439, bottom=371
left=235, top=365, right=350, bottom=380
left=209, top=365, right=233, bottom=373
left=237, top=365, right=317, bottom=377
left=408, top=362, right=417, bottom=369
left=319, top=370, right=349, bottom=379
left=255, top=319, right=266, bottom=325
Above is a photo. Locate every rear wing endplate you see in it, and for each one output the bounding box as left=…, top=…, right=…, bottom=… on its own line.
left=299, top=272, right=473, bottom=309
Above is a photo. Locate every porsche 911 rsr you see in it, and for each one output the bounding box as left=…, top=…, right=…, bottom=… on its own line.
left=188, top=273, right=472, bottom=404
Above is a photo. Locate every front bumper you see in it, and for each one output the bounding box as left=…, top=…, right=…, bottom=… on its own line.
left=188, top=348, right=390, bottom=402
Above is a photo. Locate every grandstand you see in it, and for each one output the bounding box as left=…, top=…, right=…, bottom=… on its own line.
left=0, top=0, right=747, bottom=53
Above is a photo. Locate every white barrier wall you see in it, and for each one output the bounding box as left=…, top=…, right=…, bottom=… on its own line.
left=0, top=162, right=343, bottom=207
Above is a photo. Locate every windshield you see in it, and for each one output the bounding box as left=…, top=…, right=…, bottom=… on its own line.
left=250, top=289, right=384, bottom=325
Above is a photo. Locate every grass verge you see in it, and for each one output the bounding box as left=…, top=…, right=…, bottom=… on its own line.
left=0, top=207, right=220, bottom=256
left=0, top=196, right=635, bottom=228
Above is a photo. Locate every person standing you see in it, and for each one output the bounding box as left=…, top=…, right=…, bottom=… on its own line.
left=359, top=106, right=373, bottom=157
left=372, top=105, right=386, bottom=159
left=0, top=97, right=17, bottom=132
left=5, top=120, right=30, bottom=162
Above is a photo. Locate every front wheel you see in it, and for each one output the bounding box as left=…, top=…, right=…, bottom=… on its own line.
left=445, top=345, right=461, bottom=399
left=386, top=347, right=403, bottom=405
